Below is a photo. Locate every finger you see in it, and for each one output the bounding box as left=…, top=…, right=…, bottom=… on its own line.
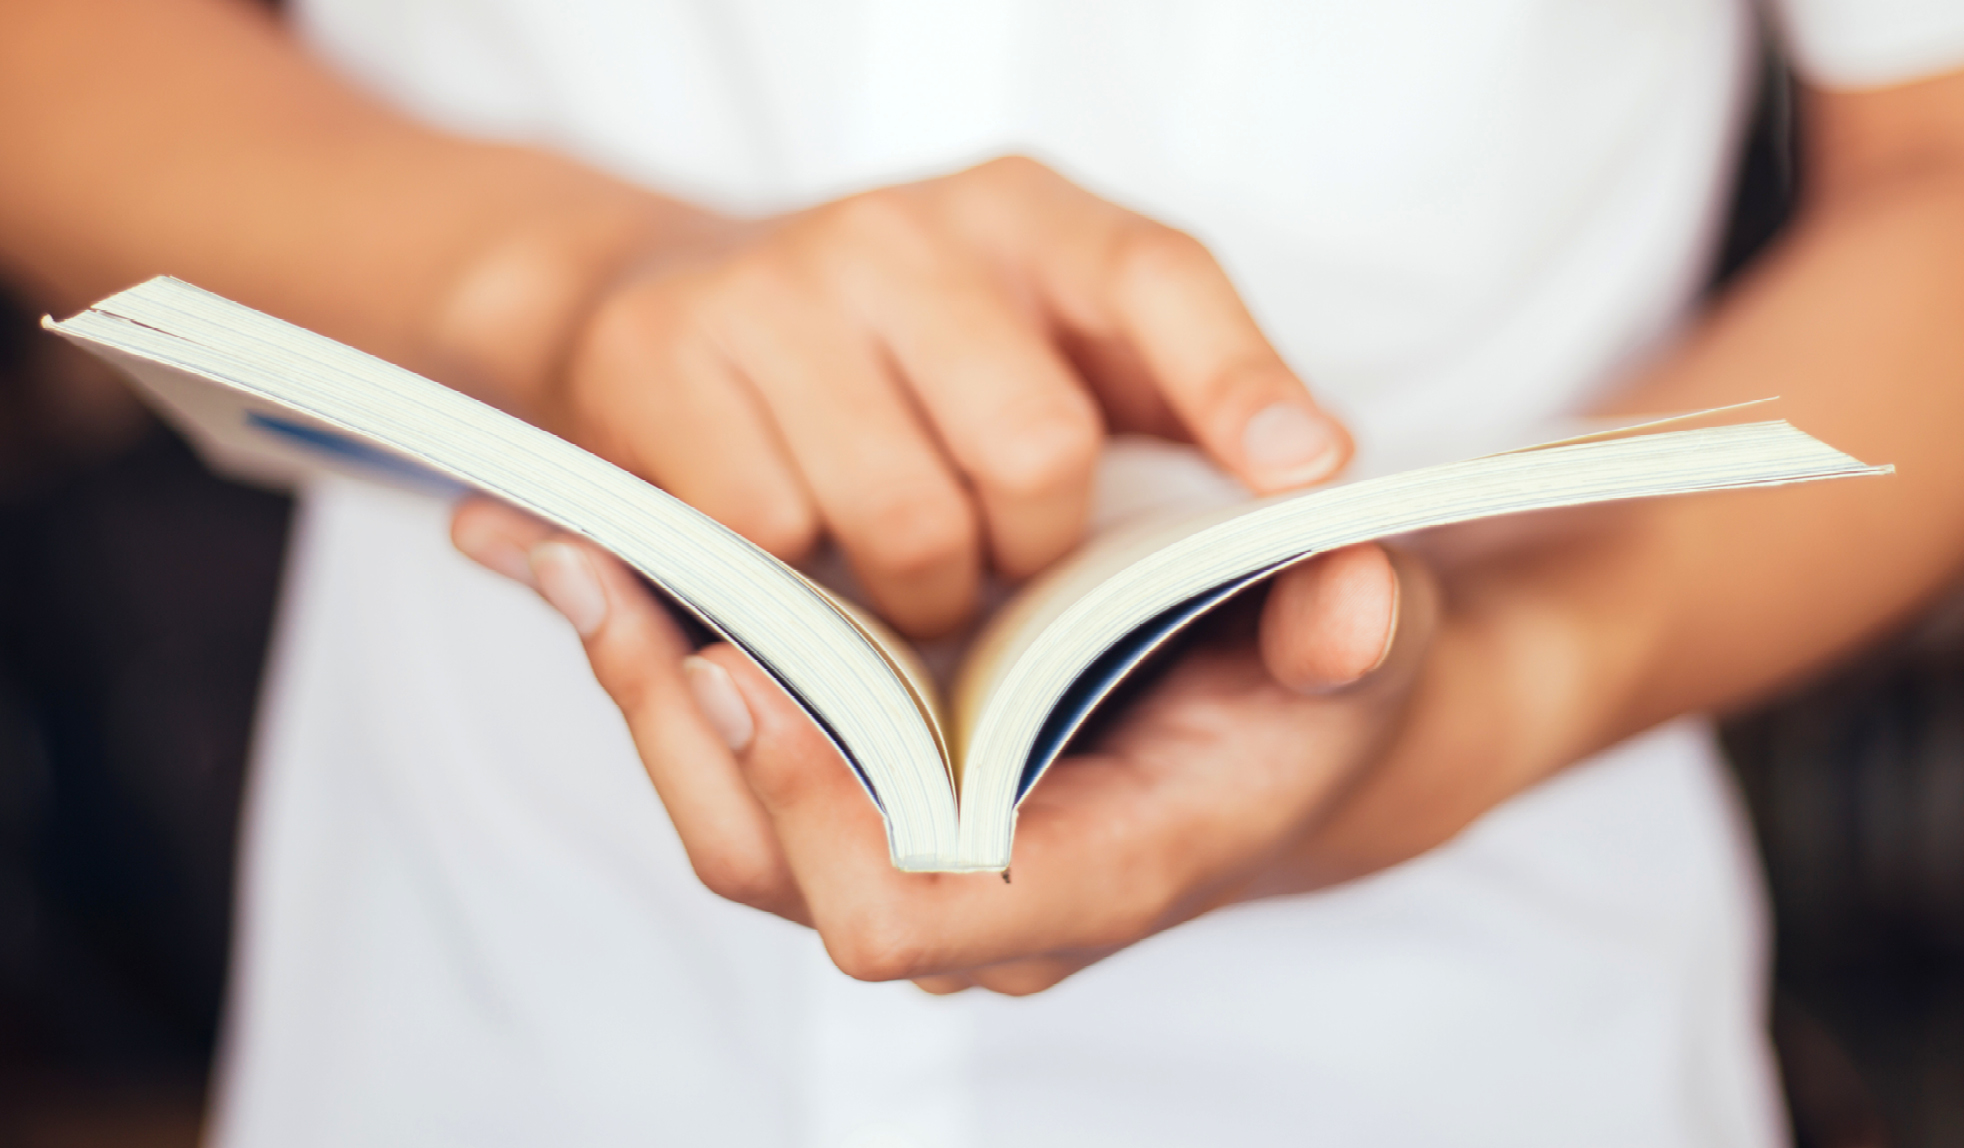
left=706, top=257, right=982, bottom=637
left=690, top=640, right=979, bottom=976
left=522, top=536, right=806, bottom=921
left=451, top=496, right=555, bottom=586
left=1260, top=543, right=1439, bottom=696
left=699, top=596, right=1354, bottom=982
left=1258, top=543, right=1399, bottom=693
left=914, top=954, right=1093, bottom=998
left=1102, top=226, right=1348, bottom=492
left=977, top=162, right=1349, bottom=493
left=965, top=954, right=1098, bottom=997
left=695, top=642, right=1112, bottom=980
left=1264, top=549, right=1494, bottom=890
left=706, top=634, right=1341, bottom=981
left=563, top=277, right=822, bottom=561
left=823, top=191, right=1103, bottom=579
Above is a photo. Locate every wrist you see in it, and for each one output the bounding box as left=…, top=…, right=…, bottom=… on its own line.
left=1406, top=538, right=1656, bottom=801
left=419, top=151, right=721, bottom=421
left=1299, top=552, right=1635, bottom=885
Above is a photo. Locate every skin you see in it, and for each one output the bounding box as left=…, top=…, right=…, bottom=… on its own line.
left=7, top=0, right=1964, bottom=995
left=450, top=515, right=1417, bottom=993
left=0, top=0, right=1346, bottom=639
left=454, top=67, right=1964, bottom=996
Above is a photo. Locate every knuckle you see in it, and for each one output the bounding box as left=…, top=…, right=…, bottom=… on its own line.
left=690, top=845, right=782, bottom=908
left=827, top=911, right=930, bottom=982
left=577, top=288, right=642, bottom=364
left=826, top=188, right=932, bottom=251
left=976, top=963, right=1064, bottom=997
left=567, top=281, right=678, bottom=398
left=975, top=153, right=1054, bottom=190
left=586, top=275, right=668, bottom=341
left=599, top=647, right=659, bottom=715
left=738, top=750, right=809, bottom=810
left=1112, top=223, right=1214, bottom=291
left=713, top=255, right=804, bottom=319
left=734, top=497, right=821, bottom=562
left=976, top=391, right=1102, bottom=500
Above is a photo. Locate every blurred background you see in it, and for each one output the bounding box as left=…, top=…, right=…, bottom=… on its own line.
left=0, top=287, right=286, bottom=1146
left=1, top=41, right=1961, bottom=1148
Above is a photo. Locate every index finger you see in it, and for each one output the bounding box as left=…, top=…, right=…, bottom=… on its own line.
left=1102, top=223, right=1352, bottom=492
left=969, top=163, right=1351, bottom=493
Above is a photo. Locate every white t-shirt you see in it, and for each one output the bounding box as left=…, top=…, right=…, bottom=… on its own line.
left=209, top=3, right=1964, bottom=1146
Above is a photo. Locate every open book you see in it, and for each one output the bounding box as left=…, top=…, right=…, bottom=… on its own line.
left=48, top=278, right=1888, bottom=873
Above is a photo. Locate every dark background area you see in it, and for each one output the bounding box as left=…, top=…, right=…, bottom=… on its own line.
left=0, top=296, right=288, bottom=1146
left=1712, top=54, right=1964, bottom=1148
left=0, top=42, right=1960, bottom=1148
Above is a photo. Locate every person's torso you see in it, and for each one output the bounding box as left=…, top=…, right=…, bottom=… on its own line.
left=296, top=0, right=1751, bottom=458
left=210, top=7, right=1784, bottom=1146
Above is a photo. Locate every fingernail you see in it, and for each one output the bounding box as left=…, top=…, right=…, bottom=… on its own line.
left=1295, top=560, right=1401, bottom=695
left=455, top=520, right=536, bottom=587
left=530, top=542, right=608, bottom=637
left=684, top=656, right=754, bottom=752
left=480, top=540, right=537, bottom=587
left=1242, top=402, right=1340, bottom=489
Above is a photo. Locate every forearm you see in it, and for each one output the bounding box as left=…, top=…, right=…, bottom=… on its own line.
left=1306, top=74, right=1964, bottom=878
left=1517, top=89, right=1964, bottom=764
left=0, top=0, right=702, bottom=411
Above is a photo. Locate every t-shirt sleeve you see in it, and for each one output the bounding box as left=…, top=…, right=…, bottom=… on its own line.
left=1773, top=0, right=1964, bottom=89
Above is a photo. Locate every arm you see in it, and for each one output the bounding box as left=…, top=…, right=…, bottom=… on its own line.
left=1297, top=69, right=1964, bottom=884
left=449, top=67, right=1964, bottom=994
left=0, top=0, right=677, bottom=400
left=1, top=0, right=1345, bottom=636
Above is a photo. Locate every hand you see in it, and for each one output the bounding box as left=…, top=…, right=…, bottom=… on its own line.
left=448, top=157, right=1349, bottom=638
left=452, top=498, right=1435, bottom=994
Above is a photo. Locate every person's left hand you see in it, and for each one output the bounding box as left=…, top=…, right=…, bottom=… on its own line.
left=452, top=496, right=1438, bottom=994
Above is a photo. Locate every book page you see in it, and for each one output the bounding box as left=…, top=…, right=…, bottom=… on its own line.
left=55, top=277, right=1888, bottom=874
left=796, top=577, right=952, bottom=778
left=949, top=497, right=1254, bottom=765
left=52, top=279, right=965, bottom=868
left=946, top=417, right=1888, bottom=869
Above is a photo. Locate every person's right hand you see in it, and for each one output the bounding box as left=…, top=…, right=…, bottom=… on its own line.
left=452, top=156, right=1350, bottom=637
left=450, top=500, right=1427, bottom=994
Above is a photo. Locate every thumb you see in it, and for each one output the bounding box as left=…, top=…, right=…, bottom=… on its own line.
left=689, top=642, right=892, bottom=852
left=1258, top=543, right=1436, bottom=694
